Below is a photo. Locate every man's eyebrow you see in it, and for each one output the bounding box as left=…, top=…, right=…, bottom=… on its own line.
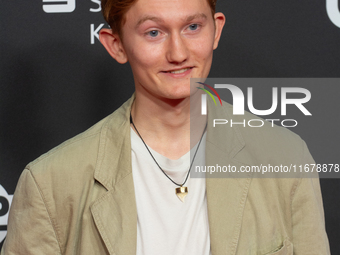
left=135, top=13, right=208, bottom=29
left=135, top=16, right=164, bottom=29
left=185, top=13, right=208, bottom=22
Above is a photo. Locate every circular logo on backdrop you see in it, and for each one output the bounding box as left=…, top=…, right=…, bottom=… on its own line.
left=326, top=0, right=340, bottom=28
left=0, top=185, right=13, bottom=244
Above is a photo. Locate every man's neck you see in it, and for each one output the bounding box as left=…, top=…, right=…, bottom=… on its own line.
left=130, top=90, right=206, bottom=160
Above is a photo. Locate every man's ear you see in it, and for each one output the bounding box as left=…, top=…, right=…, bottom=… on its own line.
left=99, top=28, right=128, bottom=64
left=213, top=12, right=226, bottom=50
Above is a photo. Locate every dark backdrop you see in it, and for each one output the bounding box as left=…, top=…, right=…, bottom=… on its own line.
left=1, top=0, right=339, bottom=252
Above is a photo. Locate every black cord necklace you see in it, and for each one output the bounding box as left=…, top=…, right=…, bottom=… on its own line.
left=130, top=113, right=207, bottom=202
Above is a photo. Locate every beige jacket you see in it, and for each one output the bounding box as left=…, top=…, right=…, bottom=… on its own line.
left=1, top=95, right=330, bottom=255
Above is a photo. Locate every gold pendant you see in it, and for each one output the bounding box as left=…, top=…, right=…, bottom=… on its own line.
left=175, top=186, right=188, bottom=202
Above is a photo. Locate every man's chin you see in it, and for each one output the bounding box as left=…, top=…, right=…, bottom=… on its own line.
left=157, top=91, right=191, bottom=105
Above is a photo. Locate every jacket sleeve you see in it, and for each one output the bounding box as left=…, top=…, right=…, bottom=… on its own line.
left=291, top=142, right=330, bottom=254
left=1, top=169, right=61, bottom=255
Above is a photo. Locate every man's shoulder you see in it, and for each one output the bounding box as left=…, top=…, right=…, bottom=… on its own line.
left=26, top=115, right=106, bottom=178
left=26, top=97, right=132, bottom=179
left=214, top=101, right=312, bottom=166
left=242, top=110, right=303, bottom=147
left=221, top=101, right=303, bottom=144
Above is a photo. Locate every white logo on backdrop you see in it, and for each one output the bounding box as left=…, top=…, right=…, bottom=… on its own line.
left=0, top=185, right=13, bottom=243
left=90, top=0, right=101, bottom=12
left=42, top=0, right=106, bottom=44
left=326, top=0, right=340, bottom=28
left=42, top=0, right=76, bottom=13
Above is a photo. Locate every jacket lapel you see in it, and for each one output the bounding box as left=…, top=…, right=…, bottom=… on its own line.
left=91, top=175, right=137, bottom=255
left=206, top=157, right=252, bottom=255
left=91, top=97, right=137, bottom=255
left=206, top=100, right=253, bottom=255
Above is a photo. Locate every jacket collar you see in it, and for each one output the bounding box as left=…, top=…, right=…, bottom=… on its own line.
left=93, top=96, right=135, bottom=190
left=91, top=95, right=137, bottom=255
left=91, top=95, right=252, bottom=255
left=205, top=99, right=252, bottom=255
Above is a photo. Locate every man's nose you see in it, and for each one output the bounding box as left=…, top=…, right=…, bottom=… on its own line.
left=166, top=33, right=189, bottom=64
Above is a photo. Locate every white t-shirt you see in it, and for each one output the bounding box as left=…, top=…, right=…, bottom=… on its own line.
left=131, top=127, right=210, bottom=255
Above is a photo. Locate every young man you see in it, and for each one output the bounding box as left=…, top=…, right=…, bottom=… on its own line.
left=1, top=0, right=330, bottom=254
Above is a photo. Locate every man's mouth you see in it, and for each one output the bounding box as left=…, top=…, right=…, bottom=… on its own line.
left=164, top=67, right=193, bottom=74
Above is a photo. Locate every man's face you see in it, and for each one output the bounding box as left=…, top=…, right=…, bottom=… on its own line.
left=120, top=0, right=224, bottom=100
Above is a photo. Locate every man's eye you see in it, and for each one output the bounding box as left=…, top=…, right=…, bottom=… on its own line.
left=188, top=24, right=199, bottom=31
left=148, top=30, right=159, bottom=37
